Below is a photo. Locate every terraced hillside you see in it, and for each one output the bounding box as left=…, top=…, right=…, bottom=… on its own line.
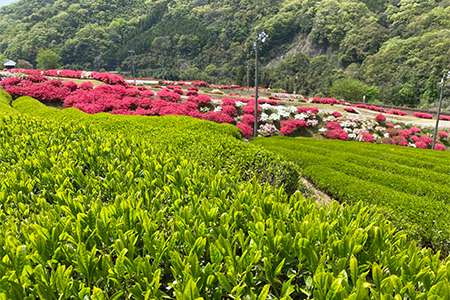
left=254, top=136, right=450, bottom=254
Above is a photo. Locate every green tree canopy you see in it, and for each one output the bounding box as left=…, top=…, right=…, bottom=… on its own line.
left=36, top=49, right=61, bottom=70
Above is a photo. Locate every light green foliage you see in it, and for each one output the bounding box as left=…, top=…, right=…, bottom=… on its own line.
left=254, top=136, right=450, bottom=255
left=36, top=49, right=61, bottom=70
left=331, top=78, right=379, bottom=102
left=0, top=102, right=449, bottom=297
left=12, top=95, right=300, bottom=194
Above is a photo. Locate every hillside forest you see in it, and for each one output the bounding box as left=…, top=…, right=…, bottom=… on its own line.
left=1, top=0, right=450, bottom=108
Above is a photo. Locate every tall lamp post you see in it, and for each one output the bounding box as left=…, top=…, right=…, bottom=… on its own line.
left=129, top=49, right=136, bottom=84
left=254, top=32, right=268, bottom=138
left=432, top=70, right=450, bottom=150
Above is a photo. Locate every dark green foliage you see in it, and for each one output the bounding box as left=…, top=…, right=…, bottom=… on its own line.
left=254, top=136, right=450, bottom=255
left=1, top=0, right=450, bottom=105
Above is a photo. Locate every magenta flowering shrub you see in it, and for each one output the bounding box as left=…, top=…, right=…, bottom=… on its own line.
left=0, top=77, right=21, bottom=86
left=357, top=132, right=374, bottom=143
left=375, top=113, right=386, bottom=122
left=344, top=107, right=357, bottom=113
left=410, top=127, right=422, bottom=133
left=388, top=110, right=407, bottom=116
left=243, top=102, right=261, bottom=115
left=419, top=135, right=433, bottom=144
left=438, top=131, right=448, bottom=138
left=311, top=97, right=338, bottom=105
left=221, top=105, right=236, bottom=116
left=439, top=116, right=450, bottom=121
left=331, top=111, right=342, bottom=118
left=236, top=122, right=253, bottom=137
left=435, top=143, right=446, bottom=151
left=280, top=120, right=309, bottom=136
left=413, top=112, right=433, bottom=119
left=201, top=111, right=234, bottom=124
left=297, top=107, right=319, bottom=114
left=411, top=135, right=419, bottom=142
left=157, top=89, right=181, bottom=102
left=324, top=129, right=348, bottom=140
left=386, top=123, right=394, bottom=128
left=221, top=97, right=236, bottom=106
left=185, top=90, right=198, bottom=97
left=42, top=69, right=59, bottom=77
left=415, top=141, right=427, bottom=149
left=242, top=114, right=255, bottom=125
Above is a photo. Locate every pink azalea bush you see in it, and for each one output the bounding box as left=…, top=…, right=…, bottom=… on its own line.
left=413, top=112, right=433, bottom=119
left=375, top=113, right=386, bottom=122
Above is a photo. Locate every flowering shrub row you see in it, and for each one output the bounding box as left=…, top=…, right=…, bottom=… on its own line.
left=413, top=112, right=433, bottom=119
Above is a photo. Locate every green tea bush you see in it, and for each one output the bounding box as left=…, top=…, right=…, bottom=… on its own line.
left=12, top=96, right=300, bottom=194
left=254, top=136, right=450, bottom=255
left=0, top=112, right=449, bottom=298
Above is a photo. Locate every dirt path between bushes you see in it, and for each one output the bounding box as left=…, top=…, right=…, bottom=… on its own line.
left=301, top=178, right=334, bottom=207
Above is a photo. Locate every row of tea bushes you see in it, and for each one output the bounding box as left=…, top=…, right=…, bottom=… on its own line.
left=11, top=95, right=300, bottom=194
left=0, top=106, right=448, bottom=297
left=253, top=136, right=450, bottom=255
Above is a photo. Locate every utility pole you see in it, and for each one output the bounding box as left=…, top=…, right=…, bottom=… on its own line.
left=253, top=32, right=268, bottom=138
left=432, top=70, right=450, bottom=149
left=129, top=49, right=136, bottom=84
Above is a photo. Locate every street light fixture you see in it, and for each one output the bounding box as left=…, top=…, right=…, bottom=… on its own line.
left=254, top=31, right=268, bottom=138
left=129, top=49, right=136, bottom=84
left=432, top=70, right=450, bottom=150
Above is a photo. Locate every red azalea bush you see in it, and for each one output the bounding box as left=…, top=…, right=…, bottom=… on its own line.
left=435, top=144, right=446, bottom=151
left=236, top=122, right=253, bottom=137
left=91, top=72, right=128, bottom=86
left=344, top=107, right=357, bottom=113
left=415, top=141, right=427, bottom=149
left=42, top=69, right=59, bottom=77
left=201, top=111, right=234, bottom=124
left=297, top=107, right=319, bottom=114
left=375, top=113, right=386, bottom=122
left=413, top=112, right=433, bottom=119
left=243, top=102, right=261, bottom=114
left=79, top=81, right=94, bottom=90
left=59, top=69, right=82, bottom=79
left=280, top=126, right=293, bottom=135
left=386, top=123, right=394, bottom=128
left=388, top=110, right=407, bottom=116
left=419, top=135, right=433, bottom=144
left=172, top=87, right=184, bottom=95
left=393, top=136, right=408, bottom=146
left=411, top=135, right=420, bottom=142
left=0, top=77, right=21, bottom=86
left=195, top=94, right=211, bottom=106
left=311, top=97, right=338, bottom=105
left=439, top=116, right=450, bottom=121
left=331, top=111, right=342, bottom=118
left=357, top=132, right=374, bottom=143
left=221, top=105, right=237, bottom=116
left=157, top=89, right=181, bottom=102
left=242, top=114, right=255, bottom=125
left=410, top=127, right=422, bottom=133
left=185, top=90, right=198, bottom=97
left=221, top=97, right=236, bottom=106
left=438, top=131, right=448, bottom=138
left=326, top=122, right=342, bottom=130
left=324, top=129, right=348, bottom=141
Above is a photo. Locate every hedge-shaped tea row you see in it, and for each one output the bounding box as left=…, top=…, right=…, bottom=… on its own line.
left=0, top=113, right=449, bottom=298
left=258, top=138, right=450, bottom=201
left=254, top=137, right=450, bottom=255
left=299, top=138, right=450, bottom=174
left=11, top=95, right=300, bottom=194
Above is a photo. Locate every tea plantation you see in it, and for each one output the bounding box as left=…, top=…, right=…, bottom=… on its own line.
left=1, top=92, right=450, bottom=298
left=253, top=136, right=450, bottom=255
